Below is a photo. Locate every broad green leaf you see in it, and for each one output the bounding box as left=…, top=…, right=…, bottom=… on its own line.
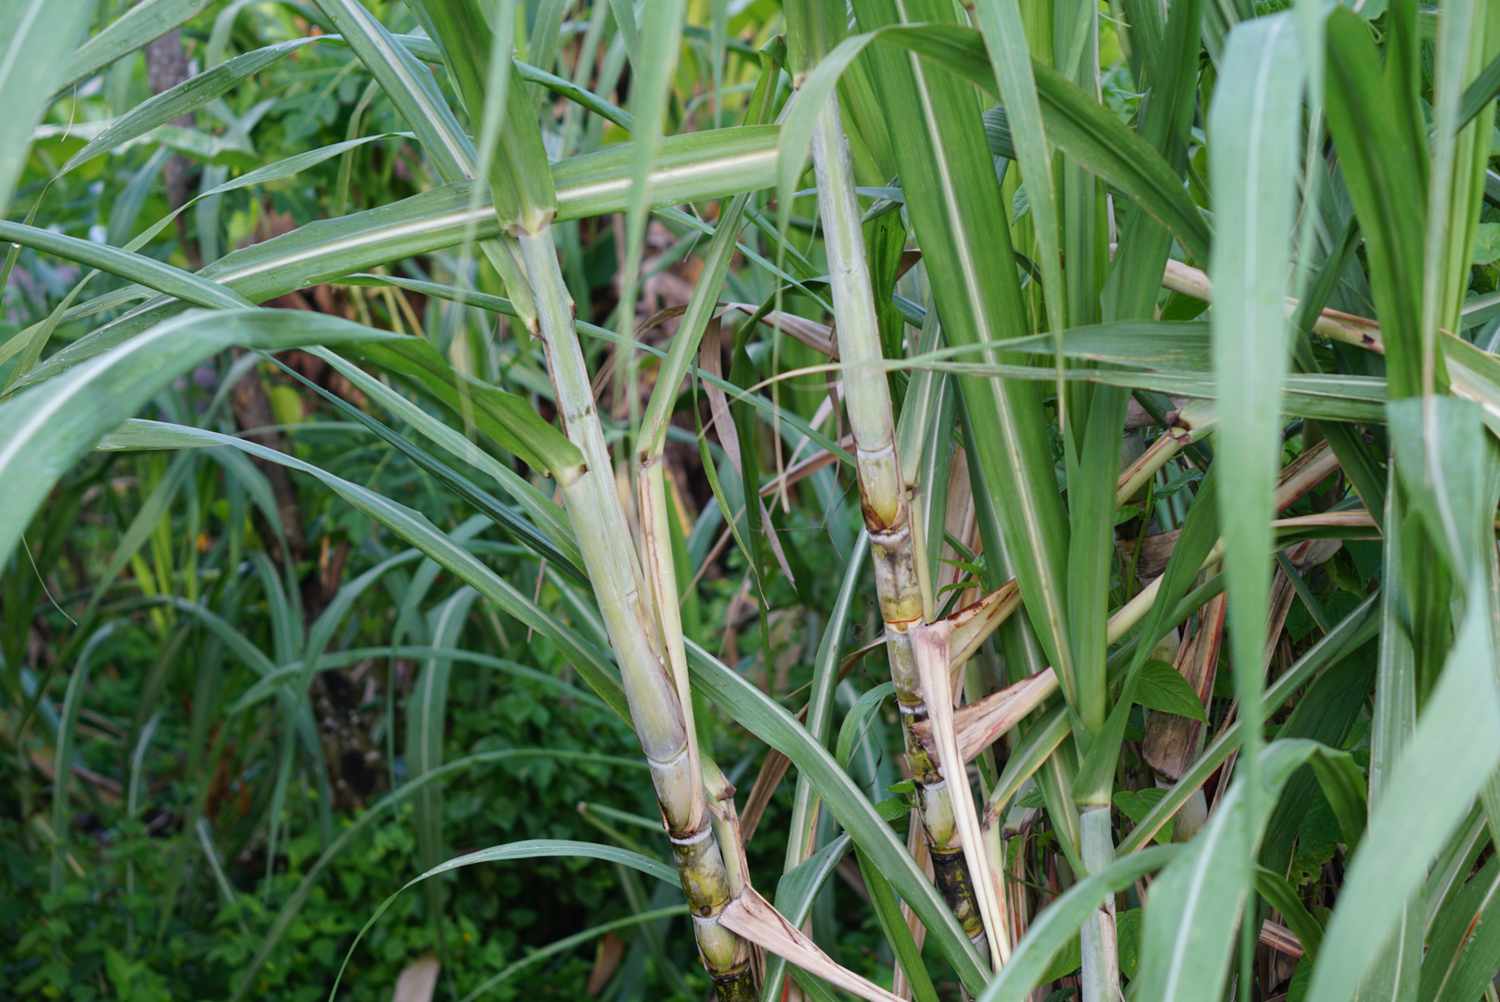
left=414, top=0, right=554, bottom=230
left=0, top=0, right=97, bottom=216
left=1135, top=660, right=1207, bottom=722
left=1074, top=464, right=1221, bottom=798
left=780, top=22, right=1210, bottom=261
left=766, top=835, right=854, bottom=1002
left=1387, top=397, right=1495, bottom=605
left=339, top=336, right=582, bottom=477
left=1323, top=8, right=1430, bottom=397
left=1357, top=471, right=1422, bottom=1002
left=612, top=0, right=684, bottom=352
left=0, top=220, right=252, bottom=310
left=302, top=349, right=580, bottom=571
left=1307, top=565, right=1500, bottom=1001
left=24, top=125, right=780, bottom=388
left=1459, top=50, right=1500, bottom=130
left=313, top=0, right=476, bottom=179
left=1120, top=593, right=1381, bottom=853
left=1308, top=395, right=1500, bottom=1001
left=972, top=0, right=1064, bottom=342
left=855, top=850, right=939, bottom=1002
left=1254, top=867, right=1324, bottom=960
left=1421, top=856, right=1500, bottom=1002
left=1419, top=0, right=1491, bottom=390
left=408, top=587, right=478, bottom=915
left=1446, top=331, right=1500, bottom=438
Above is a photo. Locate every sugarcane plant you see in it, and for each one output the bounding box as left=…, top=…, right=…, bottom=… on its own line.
left=6, top=0, right=1500, bottom=1000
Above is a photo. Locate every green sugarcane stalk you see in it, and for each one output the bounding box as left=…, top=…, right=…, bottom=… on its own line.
left=521, top=191, right=756, bottom=1002
left=517, top=193, right=756, bottom=1002
left=806, top=89, right=990, bottom=960
left=415, top=4, right=754, bottom=996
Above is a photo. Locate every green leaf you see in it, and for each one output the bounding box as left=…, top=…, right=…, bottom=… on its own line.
left=1204, top=20, right=1305, bottom=994
left=1134, top=740, right=1358, bottom=1002
left=1309, top=398, right=1500, bottom=1002
left=407, top=588, right=479, bottom=878
left=457, top=905, right=691, bottom=1002
left=23, top=125, right=781, bottom=389
left=1323, top=8, right=1430, bottom=398
left=1113, top=788, right=1175, bottom=846
left=976, top=846, right=1178, bottom=1001
left=1136, top=660, right=1207, bottom=722
left=49, top=625, right=118, bottom=891
left=852, top=0, right=1073, bottom=690
left=60, top=0, right=209, bottom=92
left=343, top=336, right=582, bottom=476
left=1120, top=593, right=1381, bottom=854
left=1472, top=223, right=1500, bottom=266
left=414, top=0, right=554, bottom=230
left=0, top=220, right=252, bottom=310
left=62, top=38, right=326, bottom=175
left=287, top=351, right=581, bottom=574
left=0, top=310, right=391, bottom=569
left=1254, top=866, right=1325, bottom=960
left=1421, top=856, right=1500, bottom=1002
left=1307, top=564, right=1500, bottom=1002
left=611, top=0, right=684, bottom=349
left=972, top=0, right=1065, bottom=341
left=98, top=418, right=629, bottom=721
left=0, top=0, right=98, bottom=216
left=781, top=22, right=1210, bottom=261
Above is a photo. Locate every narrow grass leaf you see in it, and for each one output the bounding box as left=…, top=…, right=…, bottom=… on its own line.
left=1205, top=22, right=1304, bottom=993
left=977, top=846, right=1177, bottom=1002
left=1134, top=740, right=1358, bottom=1001
left=60, top=0, right=208, bottom=92
left=0, top=311, right=391, bottom=568
left=62, top=38, right=326, bottom=174
left=0, top=0, right=96, bottom=216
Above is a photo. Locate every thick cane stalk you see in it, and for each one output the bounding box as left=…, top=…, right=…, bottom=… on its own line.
left=517, top=228, right=754, bottom=1001
left=807, top=95, right=992, bottom=960
left=413, top=4, right=754, bottom=996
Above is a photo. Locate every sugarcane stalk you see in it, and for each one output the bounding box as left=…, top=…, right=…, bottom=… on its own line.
left=808, top=94, right=991, bottom=959
left=412, top=4, right=754, bottom=995
left=517, top=231, right=755, bottom=999
left=1078, top=806, right=1121, bottom=1002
